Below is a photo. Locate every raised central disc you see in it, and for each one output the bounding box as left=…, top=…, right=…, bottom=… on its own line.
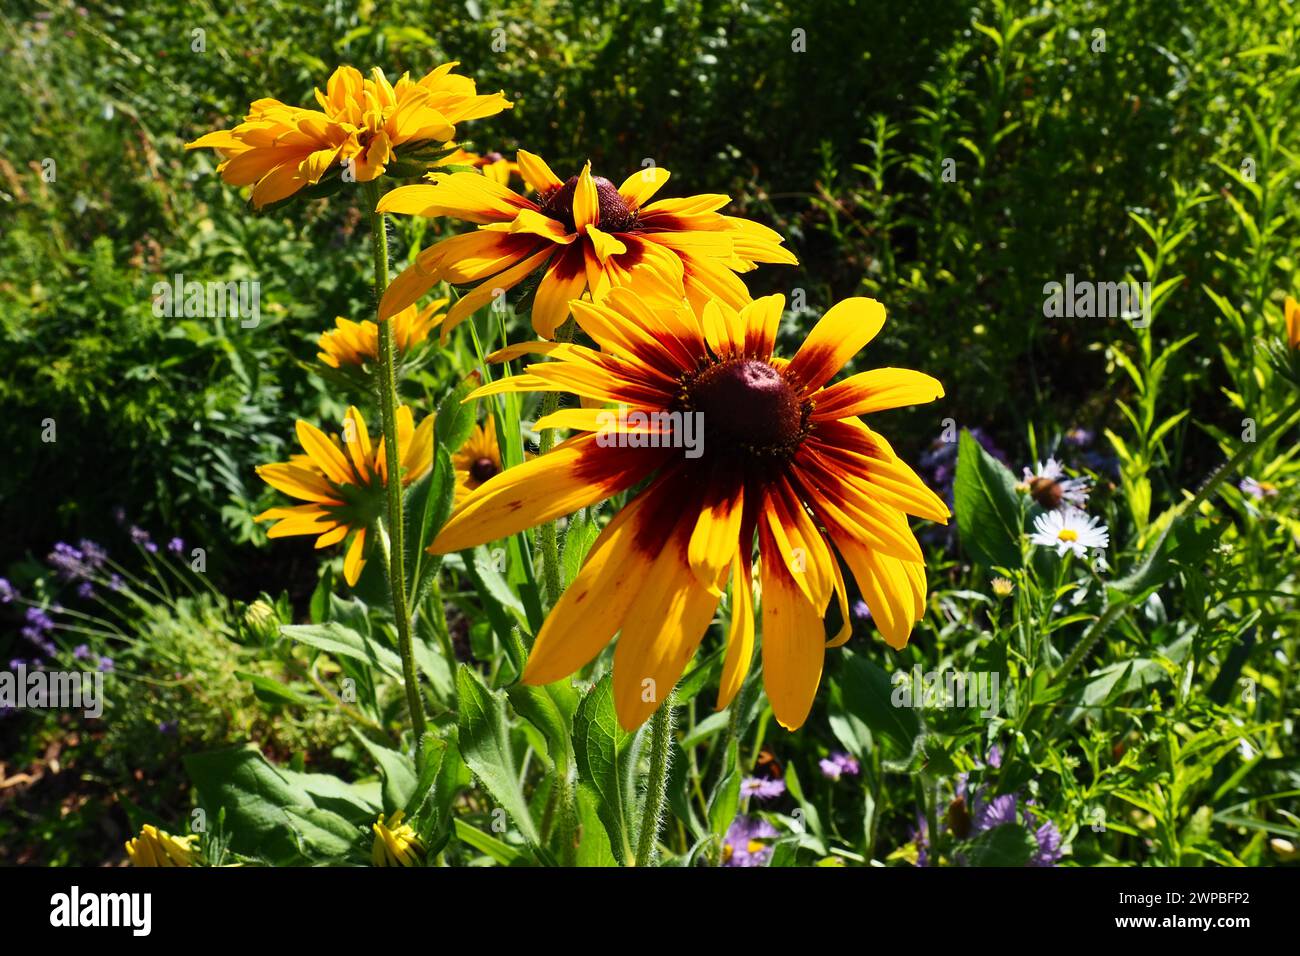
left=689, top=359, right=803, bottom=454
left=470, top=457, right=499, bottom=483
left=541, top=175, right=637, bottom=233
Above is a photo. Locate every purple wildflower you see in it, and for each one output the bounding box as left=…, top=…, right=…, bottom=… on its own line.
left=167, top=537, right=185, bottom=555
left=1064, top=427, right=1094, bottom=448
left=0, top=578, right=17, bottom=603
left=73, top=644, right=91, bottom=660
left=972, top=792, right=1019, bottom=832
left=76, top=581, right=95, bottom=600
left=78, top=539, right=108, bottom=571
left=1030, top=820, right=1063, bottom=866
left=97, top=657, right=114, bottom=673
left=819, top=751, right=861, bottom=781
left=1239, top=477, right=1278, bottom=500
left=158, top=719, right=179, bottom=735
left=740, top=777, right=787, bottom=801
left=722, top=816, right=778, bottom=867
left=130, top=526, right=158, bottom=553
left=851, top=600, right=871, bottom=621
left=986, top=744, right=1002, bottom=769
left=48, top=542, right=89, bottom=580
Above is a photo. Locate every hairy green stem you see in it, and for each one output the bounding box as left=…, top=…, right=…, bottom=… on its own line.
left=535, top=319, right=576, bottom=606
left=635, top=695, right=675, bottom=867
left=363, top=181, right=427, bottom=748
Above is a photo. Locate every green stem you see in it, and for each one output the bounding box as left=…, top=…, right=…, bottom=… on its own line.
left=635, top=695, right=675, bottom=867
left=363, top=181, right=427, bottom=748
left=535, top=319, right=576, bottom=606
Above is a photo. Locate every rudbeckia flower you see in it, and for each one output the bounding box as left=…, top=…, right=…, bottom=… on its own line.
left=317, top=299, right=448, bottom=369
left=375, top=151, right=798, bottom=340
left=314, top=65, right=512, bottom=182
left=125, top=824, right=200, bottom=867
left=429, top=281, right=948, bottom=731
left=186, top=100, right=355, bottom=209
left=452, top=416, right=503, bottom=504
left=371, top=811, right=425, bottom=867
left=256, top=406, right=434, bottom=585
left=1287, top=295, right=1300, bottom=351
left=186, top=63, right=510, bottom=208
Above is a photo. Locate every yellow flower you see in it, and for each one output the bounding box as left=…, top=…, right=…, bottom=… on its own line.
left=314, top=65, right=512, bottom=182
left=125, top=824, right=200, bottom=867
left=186, top=63, right=510, bottom=208
left=256, top=406, right=434, bottom=585
left=375, top=150, right=798, bottom=340
left=429, top=277, right=948, bottom=731
left=991, top=576, right=1014, bottom=598
left=185, top=100, right=354, bottom=209
left=317, top=300, right=448, bottom=369
left=1287, top=295, right=1300, bottom=351
left=453, top=416, right=504, bottom=504
left=372, top=811, right=425, bottom=866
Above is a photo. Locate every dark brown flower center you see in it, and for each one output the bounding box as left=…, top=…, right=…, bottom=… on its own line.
left=680, top=359, right=809, bottom=462
left=470, top=457, right=499, bottom=484
left=540, top=174, right=638, bottom=233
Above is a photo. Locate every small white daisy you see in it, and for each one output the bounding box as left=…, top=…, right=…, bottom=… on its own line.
left=1029, top=507, right=1109, bottom=558
left=1020, top=457, right=1090, bottom=509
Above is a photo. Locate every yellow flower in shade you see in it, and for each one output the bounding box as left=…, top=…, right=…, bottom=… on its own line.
left=256, top=406, right=434, bottom=585
left=452, top=416, right=503, bottom=504
left=125, top=824, right=200, bottom=867
left=186, top=63, right=510, bottom=209
left=317, top=299, right=449, bottom=369
left=372, top=811, right=425, bottom=866
left=1287, top=295, right=1300, bottom=351
left=429, top=278, right=948, bottom=731
left=442, top=148, right=524, bottom=187
left=375, top=150, right=798, bottom=340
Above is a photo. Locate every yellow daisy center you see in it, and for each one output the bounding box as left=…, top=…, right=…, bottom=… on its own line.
left=1057, top=528, right=1079, bottom=542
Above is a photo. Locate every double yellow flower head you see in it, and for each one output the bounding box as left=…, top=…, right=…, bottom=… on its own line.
left=187, top=64, right=511, bottom=208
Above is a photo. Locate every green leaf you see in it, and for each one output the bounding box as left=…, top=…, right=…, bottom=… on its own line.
left=560, top=506, right=601, bottom=587
left=285, top=807, right=362, bottom=859
left=964, top=823, right=1038, bottom=866
left=456, top=665, right=540, bottom=844
left=184, top=746, right=377, bottom=864
left=835, top=650, right=923, bottom=766
left=434, top=371, right=483, bottom=452
left=405, top=445, right=456, bottom=602
left=281, top=621, right=403, bottom=679
left=706, top=739, right=742, bottom=840
left=571, top=675, right=636, bottom=863
left=352, top=730, right=419, bottom=814
left=452, top=819, right=529, bottom=866
left=954, top=429, right=1023, bottom=568
left=233, top=670, right=316, bottom=707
